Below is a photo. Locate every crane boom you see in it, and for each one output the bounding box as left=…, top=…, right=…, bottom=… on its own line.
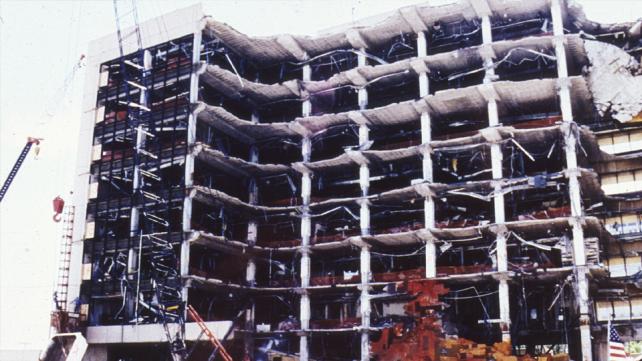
left=0, top=137, right=41, bottom=203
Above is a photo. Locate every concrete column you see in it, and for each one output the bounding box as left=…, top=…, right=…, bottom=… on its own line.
left=130, top=50, right=153, bottom=315
left=358, top=160, right=371, bottom=359
left=481, top=13, right=492, bottom=46
left=358, top=50, right=368, bottom=110
left=300, top=205, right=311, bottom=360
left=300, top=207, right=311, bottom=358
left=130, top=50, right=152, bottom=238
left=424, top=196, right=436, bottom=278
left=246, top=117, right=260, bottom=286
left=551, top=0, right=592, bottom=359
left=360, top=245, right=371, bottom=360
left=179, top=31, right=203, bottom=310
left=244, top=113, right=260, bottom=358
left=481, top=15, right=496, bottom=82
left=356, top=50, right=371, bottom=361
left=417, top=31, right=437, bottom=278
left=300, top=63, right=313, bottom=361
left=182, top=30, right=202, bottom=230
left=575, top=265, right=592, bottom=360
left=489, top=102, right=509, bottom=341
left=498, top=277, right=510, bottom=339
left=480, top=11, right=511, bottom=342
left=302, top=64, right=312, bottom=117
left=551, top=0, right=569, bottom=79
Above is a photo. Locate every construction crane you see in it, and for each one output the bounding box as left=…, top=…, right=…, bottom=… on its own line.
left=0, top=137, right=42, bottom=203
left=187, top=305, right=234, bottom=361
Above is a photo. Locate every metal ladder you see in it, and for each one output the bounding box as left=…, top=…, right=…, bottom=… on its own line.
left=54, top=205, right=75, bottom=311
left=112, top=0, right=186, bottom=358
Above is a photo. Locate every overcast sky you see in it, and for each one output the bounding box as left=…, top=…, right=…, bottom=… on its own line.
left=0, top=0, right=641, bottom=352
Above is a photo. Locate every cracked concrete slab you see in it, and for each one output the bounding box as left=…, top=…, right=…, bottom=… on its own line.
left=584, top=40, right=642, bottom=123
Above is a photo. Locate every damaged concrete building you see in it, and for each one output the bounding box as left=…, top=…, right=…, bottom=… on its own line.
left=55, top=1, right=642, bottom=360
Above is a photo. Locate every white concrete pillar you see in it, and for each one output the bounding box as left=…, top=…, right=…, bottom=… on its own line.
left=300, top=163, right=311, bottom=359
left=246, top=119, right=260, bottom=285
left=360, top=245, right=371, bottom=360
left=127, top=248, right=137, bottom=275
left=181, top=31, right=203, bottom=243
left=481, top=14, right=493, bottom=46
left=498, top=278, right=511, bottom=341
left=551, top=0, right=592, bottom=358
left=129, top=49, right=152, bottom=285
left=302, top=64, right=312, bottom=117
left=481, top=15, right=496, bottom=82
left=300, top=62, right=313, bottom=361
left=417, top=31, right=437, bottom=278
left=356, top=50, right=371, bottom=361
left=179, top=31, right=203, bottom=314
left=300, top=211, right=311, bottom=357
left=551, top=0, right=570, bottom=84
left=358, top=51, right=368, bottom=111
left=299, top=290, right=310, bottom=360
left=244, top=117, right=260, bottom=356
left=575, top=265, right=592, bottom=361
left=417, top=31, right=429, bottom=97
left=481, top=13, right=511, bottom=342
left=358, top=193, right=371, bottom=355
left=424, top=196, right=436, bottom=278
left=359, top=163, right=370, bottom=196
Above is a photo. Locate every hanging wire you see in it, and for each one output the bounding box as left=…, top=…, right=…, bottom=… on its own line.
left=370, top=244, right=426, bottom=257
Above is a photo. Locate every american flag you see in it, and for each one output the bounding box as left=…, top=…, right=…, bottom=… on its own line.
left=609, top=323, right=629, bottom=361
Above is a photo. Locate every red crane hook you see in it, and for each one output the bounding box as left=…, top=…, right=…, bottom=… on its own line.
left=52, top=196, right=65, bottom=222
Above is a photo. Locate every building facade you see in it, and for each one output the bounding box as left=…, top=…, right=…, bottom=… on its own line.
left=63, top=1, right=641, bottom=360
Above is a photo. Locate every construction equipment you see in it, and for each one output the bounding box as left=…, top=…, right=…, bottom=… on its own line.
left=53, top=196, right=65, bottom=222
left=187, top=305, right=234, bottom=361
left=53, top=201, right=74, bottom=313
left=0, top=137, right=42, bottom=202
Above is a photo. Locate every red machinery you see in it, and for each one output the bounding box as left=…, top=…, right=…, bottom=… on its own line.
left=371, top=280, right=449, bottom=361
left=53, top=196, right=65, bottom=222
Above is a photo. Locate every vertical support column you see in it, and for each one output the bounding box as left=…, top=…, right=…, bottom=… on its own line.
left=481, top=9, right=510, bottom=342
left=299, top=63, right=312, bottom=361
left=181, top=28, right=203, bottom=307
left=481, top=15, right=496, bottom=81
left=490, top=97, right=510, bottom=342
left=131, top=49, right=153, bottom=322
left=300, top=143, right=311, bottom=361
left=357, top=50, right=371, bottom=361
left=130, top=49, right=152, bottom=232
left=129, top=49, right=152, bottom=262
left=247, top=113, right=260, bottom=285
left=551, top=1, right=592, bottom=359
left=488, top=99, right=507, bottom=274
left=417, top=31, right=437, bottom=278
left=244, top=112, right=260, bottom=359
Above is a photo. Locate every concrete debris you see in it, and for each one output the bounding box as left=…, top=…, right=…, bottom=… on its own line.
left=584, top=40, right=642, bottom=123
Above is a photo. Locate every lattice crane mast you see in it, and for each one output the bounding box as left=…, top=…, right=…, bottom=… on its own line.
left=0, top=137, right=42, bottom=203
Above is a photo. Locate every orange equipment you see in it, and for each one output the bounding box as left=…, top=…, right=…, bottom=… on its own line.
left=186, top=305, right=233, bottom=361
